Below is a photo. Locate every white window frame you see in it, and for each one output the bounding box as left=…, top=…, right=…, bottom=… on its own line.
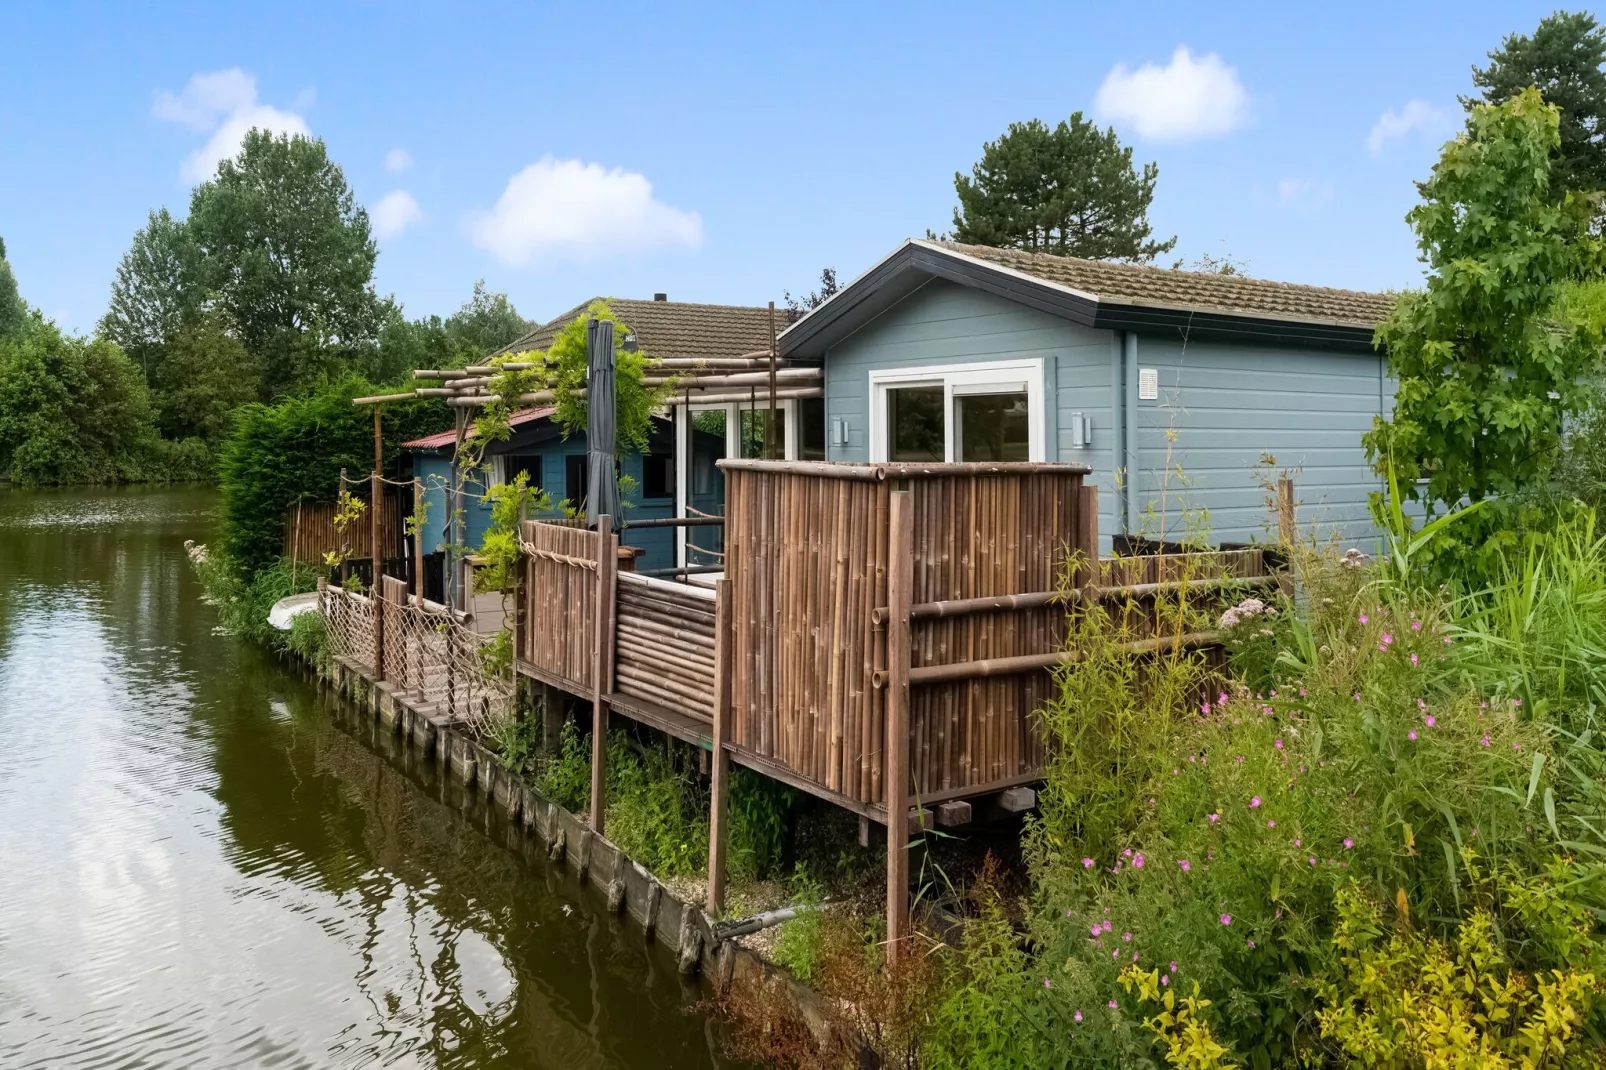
left=674, top=399, right=801, bottom=566
left=868, top=359, right=1045, bottom=463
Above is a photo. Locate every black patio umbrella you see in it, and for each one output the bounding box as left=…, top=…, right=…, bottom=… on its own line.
left=585, top=318, right=620, bottom=527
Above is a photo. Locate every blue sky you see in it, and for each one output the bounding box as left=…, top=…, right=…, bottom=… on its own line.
left=0, top=1, right=1573, bottom=334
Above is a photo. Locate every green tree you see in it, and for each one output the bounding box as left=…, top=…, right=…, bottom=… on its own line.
left=445, top=280, right=528, bottom=356
left=945, top=114, right=1175, bottom=262
left=1469, top=10, right=1606, bottom=197
left=0, top=322, right=157, bottom=484
left=154, top=309, right=259, bottom=444
left=97, top=208, right=199, bottom=380
left=1365, top=88, right=1603, bottom=570
left=188, top=129, right=383, bottom=397
left=0, top=237, right=28, bottom=342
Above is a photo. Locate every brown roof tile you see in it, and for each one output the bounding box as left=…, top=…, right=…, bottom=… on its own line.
left=934, top=241, right=1395, bottom=328
left=495, top=298, right=779, bottom=362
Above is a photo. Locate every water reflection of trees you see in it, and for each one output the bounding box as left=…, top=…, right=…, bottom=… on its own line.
left=208, top=677, right=725, bottom=1068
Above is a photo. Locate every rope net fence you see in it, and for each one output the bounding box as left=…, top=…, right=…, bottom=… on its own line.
left=322, top=580, right=514, bottom=732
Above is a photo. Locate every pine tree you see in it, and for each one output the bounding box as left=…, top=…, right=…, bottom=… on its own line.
left=946, top=114, right=1175, bottom=262
left=1469, top=10, right=1606, bottom=195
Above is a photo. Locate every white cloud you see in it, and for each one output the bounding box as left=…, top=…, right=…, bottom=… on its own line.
left=372, top=190, right=424, bottom=239
left=466, top=157, right=704, bottom=266
left=1366, top=99, right=1454, bottom=156
left=153, top=68, right=310, bottom=183
left=1094, top=47, right=1250, bottom=142
left=1277, top=177, right=1333, bottom=211
left=385, top=147, right=413, bottom=173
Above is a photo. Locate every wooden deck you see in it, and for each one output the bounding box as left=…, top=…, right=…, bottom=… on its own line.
left=511, top=458, right=1278, bottom=952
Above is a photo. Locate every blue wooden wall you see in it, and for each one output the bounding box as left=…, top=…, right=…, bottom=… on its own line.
left=408, top=419, right=675, bottom=574
left=820, top=277, right=1390, bottom=551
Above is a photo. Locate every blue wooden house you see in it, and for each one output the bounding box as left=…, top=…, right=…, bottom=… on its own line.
left=777, top=240, right=1397, bottom=549
left=404, top=295, right=782, bottom=592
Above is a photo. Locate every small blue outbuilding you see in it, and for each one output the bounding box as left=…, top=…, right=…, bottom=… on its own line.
left=403, top=294, right=783, bottom=595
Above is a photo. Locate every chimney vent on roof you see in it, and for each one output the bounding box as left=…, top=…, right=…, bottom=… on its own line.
left=653, top=292, right=668, bottom=302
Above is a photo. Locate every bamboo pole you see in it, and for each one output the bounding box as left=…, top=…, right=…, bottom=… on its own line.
left=707, top=579, right=734, bottom=916
left=767, top=301, right=779, bottom=461
left=413, top=478, right=425, bottom=603
left=885, top=484, right=913, bottom=963
left=590, top=514, right=617, bottom=834
left=371, top=406, right=385, bottom=681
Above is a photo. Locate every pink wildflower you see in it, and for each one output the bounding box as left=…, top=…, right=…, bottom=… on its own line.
left=1408, top=730, right=1418, bottom=741
left=1132, top=852, right=1145, bottom=869
left=1381, top=632, right=1393, bottom=645
left=1161, top=974, right=1170, bottom=986
left=1201, top=702, right=1211, bottom=714
left=1108, top=1000, right=1118, bottom=1009
left=1170, top=961, right=1178, bottom=973
left=1122, top=932, right=1132, bottom=942
left=1425, top=715, right=1436, bottom=728
left=1480, top=734, right=1491, bottom=747
left=1514, top=741, right=1523, bottom=751
left=1083, top=857, right=1095, bottom=868
left=1343, top=838, right=1354, bottom=849
left=1267, top=819, right=1276, bottom=828
left=1103, top=920, right=1113, bottom=933
left=1250, top=796, right=1262, bottom=809
left=1178, top=859, right=1191, bottom=872
left=1358, top=614, right=1368, bottom=624
left=1274, top=738, right=1284, bottom=750
left=1309, top=856, right=1317, bottom=866
left=1410, top=653, right=1419, bottom=667
left=1044, top=978, right=1052, bottom=989
left=1220, top=914, right=1233, bottom=926
left=1090, top=923, right=1101, bottom=936
left=1248, top=939, right=1256, bottom=949
left=1208, top=812, right=1220, bottom=823
left=1074, top=1011, right=1083, bottom=1023
left=1411, top=620, right=1422, bottom=632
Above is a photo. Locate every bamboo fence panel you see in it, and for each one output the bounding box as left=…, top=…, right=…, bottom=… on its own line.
left=614, top=572, right=718, bottom=719
left=284, top=487, right=408, bottom=564
left=721, top=461, right=1089, bottom=809
left=520, top=519, right=601, bottom=693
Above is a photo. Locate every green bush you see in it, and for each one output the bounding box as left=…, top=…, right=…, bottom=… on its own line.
left=216, top=376, right=446, bottom=574
left=771, top=867, right=827, bottom=985
left=192, top=547, right=317, bottom=649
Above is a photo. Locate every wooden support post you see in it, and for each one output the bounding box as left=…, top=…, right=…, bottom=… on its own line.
left=1077, top=484, right=1100, bottom=585
left=412, top=477, right=425, bottom=604
left=1276, top=477, right=1297, bottom=548
left=590, top=514, right=618, bottom=834
left=371, top=470, right=385, bottom=681
left=541, top=683, right=564, bottom=754
left=707, top=578, right=733, bottom=916
left=884, top=484, right=914, bottom=962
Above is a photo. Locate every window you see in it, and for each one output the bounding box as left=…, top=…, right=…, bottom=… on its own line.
left=739, top=405, right=786, bottom=459
left=642, top=455, right=674, bottom=498
left=798, top=397, right=826, bottom=460
left=869, top=360, right=1044, bottom=463
left=955, top=393, right=1029, bottom=462
left=888, top=385, right=945, bottom=462
left=565, top=454, right=588, bottom=510
left=504, top=453, right=543, bottom=491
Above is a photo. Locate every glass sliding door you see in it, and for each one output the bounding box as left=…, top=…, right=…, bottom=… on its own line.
left=954, top=391, right=1030, bottom=461
left=687, top=408, right=727, bottom=564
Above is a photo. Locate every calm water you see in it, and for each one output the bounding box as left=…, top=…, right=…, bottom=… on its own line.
left=0, top=487, right=735, bottom=1069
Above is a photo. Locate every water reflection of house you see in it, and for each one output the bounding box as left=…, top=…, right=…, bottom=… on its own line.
left=403, top=294, right=818, bottom=599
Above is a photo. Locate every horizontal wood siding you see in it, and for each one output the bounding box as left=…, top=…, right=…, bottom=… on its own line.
left=1129, top=338, right=1387, bottom=548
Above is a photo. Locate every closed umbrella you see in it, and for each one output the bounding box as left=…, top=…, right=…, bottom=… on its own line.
left=586, top=318, right=620, bottom=526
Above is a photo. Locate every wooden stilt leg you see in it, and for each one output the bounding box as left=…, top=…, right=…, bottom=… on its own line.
left=707, top=579, right=733, bottom=917
left=885, top=485, right=913, bottom=962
